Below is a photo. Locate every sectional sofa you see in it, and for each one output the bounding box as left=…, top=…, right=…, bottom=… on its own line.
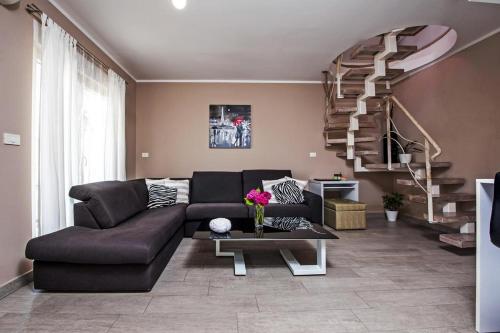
left=25, top=170, right=322, bottom=291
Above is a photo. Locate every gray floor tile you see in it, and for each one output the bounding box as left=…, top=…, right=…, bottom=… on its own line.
left=150, top=281, right=209, bottom=296
left=352, top=263, right=438, bottom=278
left=389, top=273, right=475, bottom=289
left=32, top=294, right=152, bottom=315
left=108, top=313, right=237, bottom=332
left=301, top=277, right=400, bottom=293
left=237, top=310, right=368, bottom=333
left=356, top=288, right=469, bottom=308
left=353, top=304, right=474, bottom=331
left=209, top=279, right=306, bottom=296
left=145, top=295, right=258, bottom=314
left=256, top=291, right=369, bottom=312
left=408, top=328, right=475, bottom=333
left=0, top=296, right=50, bottom=314
left=0, top=312, right=118, bottom=333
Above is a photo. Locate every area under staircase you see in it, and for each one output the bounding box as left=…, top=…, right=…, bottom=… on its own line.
left=322, top=26, right=476, bottom=248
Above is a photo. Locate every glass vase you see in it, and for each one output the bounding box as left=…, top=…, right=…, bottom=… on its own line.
left=254, top=205, right=264, bottom=229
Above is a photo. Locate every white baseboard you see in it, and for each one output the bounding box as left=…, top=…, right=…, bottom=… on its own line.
left=0, top=271, right=33, bottom=300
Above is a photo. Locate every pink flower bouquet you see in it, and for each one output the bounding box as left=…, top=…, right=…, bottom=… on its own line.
left=244, top=189, right=271, bottom=228
left=244, top=189, right=271, bottom=207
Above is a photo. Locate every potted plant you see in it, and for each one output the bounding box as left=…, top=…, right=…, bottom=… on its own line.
left=398, top=141, right=423, bottom=164
left=382, top=192, right=404, bottom=222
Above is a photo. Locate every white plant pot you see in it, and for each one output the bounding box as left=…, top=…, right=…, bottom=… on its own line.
left=385, top=210, right=399, bottom=222
left=399, top=153, right=412, bottom=164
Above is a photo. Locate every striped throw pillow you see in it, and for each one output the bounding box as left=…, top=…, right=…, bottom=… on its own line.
left=162, top=179, right=189, bottom=204
left=147, top=184, right=177, bottom=209
left=272, top=180, right=305, bottom=205
left=146, top=178, right=190, bottom=204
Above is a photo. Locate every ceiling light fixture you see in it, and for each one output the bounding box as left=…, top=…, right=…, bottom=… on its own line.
left=171, top=0, right=187, bottom=10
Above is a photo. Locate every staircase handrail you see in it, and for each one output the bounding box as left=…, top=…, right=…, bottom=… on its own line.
left=388, top=95, right=442, bottom=160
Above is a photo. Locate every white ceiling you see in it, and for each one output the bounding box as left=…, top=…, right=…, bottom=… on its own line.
left=49, top=0, right=500, bottom=81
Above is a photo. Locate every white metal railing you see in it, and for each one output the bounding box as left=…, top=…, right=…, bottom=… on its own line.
left=386, top=95, right=442, bottom=222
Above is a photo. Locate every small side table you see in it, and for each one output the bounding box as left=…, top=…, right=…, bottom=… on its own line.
left=308, top=180, right=359, bottom=225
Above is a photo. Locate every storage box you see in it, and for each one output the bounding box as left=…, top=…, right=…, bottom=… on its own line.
left=324, top=198, right=366, bottom=230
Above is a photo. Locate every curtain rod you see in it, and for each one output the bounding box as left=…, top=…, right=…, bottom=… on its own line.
left=26, top=3, right=129, bottom=85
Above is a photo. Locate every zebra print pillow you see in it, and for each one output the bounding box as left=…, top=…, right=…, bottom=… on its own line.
left=272, top=180, right=305, bottom=204
left=265, top=217, right=313, bottom=231
left=147, top=184, right=177, bottom=209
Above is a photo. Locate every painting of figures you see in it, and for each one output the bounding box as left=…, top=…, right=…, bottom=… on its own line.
left=209, top=105, right=251, bottom=149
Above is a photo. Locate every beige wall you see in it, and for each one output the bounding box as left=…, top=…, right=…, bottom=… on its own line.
left=136, top=83, right=393, bottom=211
left=0, top=0, right=136, bottom=287
left=393, top=32, right=500, bottom=193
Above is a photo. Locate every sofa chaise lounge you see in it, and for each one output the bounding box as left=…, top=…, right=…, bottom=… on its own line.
left=25, top=170, right=322, bottom=291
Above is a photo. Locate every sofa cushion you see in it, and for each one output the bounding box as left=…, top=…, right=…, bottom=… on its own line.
left=69, top=181, right=146, bottom=229
left=250, top=203, right=311, bottom=218
left=186, top=203, right=248, bottom=220
left=191, top=171, right=243, bottom=203
left=242, top=169, right=292, bottom=195
left=26, top=204, right=187, bottom=265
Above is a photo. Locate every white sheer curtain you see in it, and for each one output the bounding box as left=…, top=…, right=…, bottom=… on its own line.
left=104, top=71, right=126, bottom=181
left=34, top=15, right=126, bottom=235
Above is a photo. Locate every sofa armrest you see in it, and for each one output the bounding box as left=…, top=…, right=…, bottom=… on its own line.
left=303, top=190, right=322, bottom=224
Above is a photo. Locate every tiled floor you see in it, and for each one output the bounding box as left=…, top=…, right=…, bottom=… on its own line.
left=0, top=215, right=476, bottom=332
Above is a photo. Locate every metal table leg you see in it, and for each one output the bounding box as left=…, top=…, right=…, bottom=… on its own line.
left=215, top=240, right=246, bottom=276
left=280, top=239, right=326, bottom=276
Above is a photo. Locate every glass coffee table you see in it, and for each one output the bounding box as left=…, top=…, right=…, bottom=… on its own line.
left=192, top=217, right=338, bottom=276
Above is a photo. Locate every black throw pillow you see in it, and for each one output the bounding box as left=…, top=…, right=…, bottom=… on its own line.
left=272, top=180, right=305, bottom=204
left=147, top=184, right=177, bottom=209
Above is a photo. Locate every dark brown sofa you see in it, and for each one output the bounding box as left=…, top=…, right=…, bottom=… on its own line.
left=25, top=170, right=322, bottom=291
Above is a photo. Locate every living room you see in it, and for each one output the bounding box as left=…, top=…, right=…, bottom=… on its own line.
left=1, top=0, right=500, bottom=332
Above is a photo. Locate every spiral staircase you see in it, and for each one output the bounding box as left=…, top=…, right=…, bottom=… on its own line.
left=323, top=26, right=476, bottom=248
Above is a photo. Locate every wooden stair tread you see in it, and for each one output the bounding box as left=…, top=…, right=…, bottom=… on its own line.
left=332, top=106, right=383, bottom=114
left=333, top=98, right=384, bottom=114
left=326, top=136, right=376, bottom=144
left=324, top=122, right=377, bottom=131
left=343, top=68, right=405, bottom=81
left=337, top=150, right=379, bottom=157
left=439, top=233, right=476, bottom=248
left=397, top=178, right=465, bottom=186
left=364, top=162, right=452, bottom=171
left=398, top=26, right=427, bottom=36
left=341, top=85, right=392, bottom=96
left=425, top=212, right=476, bottom=224
left=408, top=193, right=476, bottom=204
left=351, top=44, right=418, bottom=61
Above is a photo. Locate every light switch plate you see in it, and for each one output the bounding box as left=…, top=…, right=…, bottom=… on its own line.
left=141, top=152, right=150, bottom=158
left=309, top=152, right=317, bottom=158
left=3, top=133, right=21, bottom=146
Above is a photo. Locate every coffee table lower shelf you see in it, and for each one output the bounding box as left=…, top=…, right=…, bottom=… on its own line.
left=214, top=239, right=327, bottom=276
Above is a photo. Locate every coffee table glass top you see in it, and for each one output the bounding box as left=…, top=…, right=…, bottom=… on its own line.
left=193, top=217, right=338, bottom=240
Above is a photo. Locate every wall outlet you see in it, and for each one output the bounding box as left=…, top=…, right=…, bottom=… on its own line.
left=141, top=152, right=150, bottom=158
left=3, top=133, right=21, bottom=146
left=309, top=152, right=317, bottom=158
